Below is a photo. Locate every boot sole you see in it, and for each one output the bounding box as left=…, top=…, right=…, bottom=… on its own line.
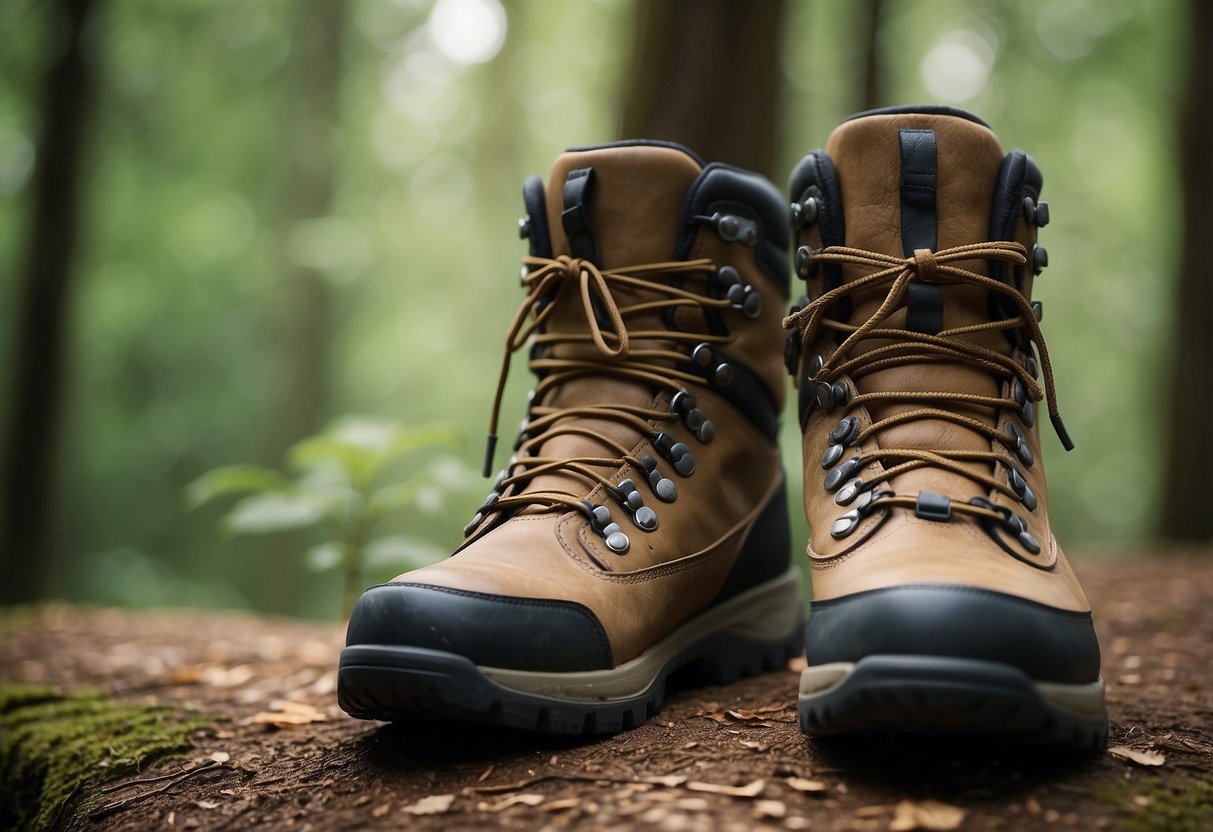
left=798, top=656, right=1108, bottom=749
left=337, top=567, right=804, bottom=734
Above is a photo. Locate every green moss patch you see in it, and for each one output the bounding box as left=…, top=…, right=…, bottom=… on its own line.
left=1094, top=773, right=1213, bottom=832
left=0, top=685, right=213, bottom=831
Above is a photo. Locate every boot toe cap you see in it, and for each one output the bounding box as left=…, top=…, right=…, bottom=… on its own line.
left=345, top=582, right=614, bottom=672
left=805, top=584, right=1101, bottom=684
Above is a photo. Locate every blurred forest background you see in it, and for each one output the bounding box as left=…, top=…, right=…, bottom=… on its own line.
left=0, top=0, right=1209, bottom=620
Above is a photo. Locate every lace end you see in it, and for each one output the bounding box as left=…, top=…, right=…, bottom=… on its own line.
left=482, top=434, right=498, bottom=478
left=1050, top=413, right=1075, bottom=452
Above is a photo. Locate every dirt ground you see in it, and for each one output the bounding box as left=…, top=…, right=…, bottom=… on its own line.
left=2, top=551, right=1211, bottom=832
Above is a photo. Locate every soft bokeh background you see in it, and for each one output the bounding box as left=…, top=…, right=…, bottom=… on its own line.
left=0, top=0, right=1205, bottom=619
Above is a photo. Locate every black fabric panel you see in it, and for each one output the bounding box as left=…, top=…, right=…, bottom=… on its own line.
left=899, top=128, right=938, bottom=256
left=788, top=149, right=848, bottom=321
left=805, top=584, right=1102, bottom=684
left=711, top=474, right=791, bottom=604
left=676, top=351, right=781, bottom=441
left=673, top=163, right=789, bottom=296
left=906, top=282, right=944, bottom=335
left=561, top=167, right=599, bottom=262
left=843, top=103, right=990, bottom=128
left=522, top=174, right=551, bottom=258
left=346, top=582, right=615, bottom=672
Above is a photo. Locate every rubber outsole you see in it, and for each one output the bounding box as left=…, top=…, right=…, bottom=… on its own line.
left=798, top=656, right=1108, bottom=750
left=339, top=570, right=805, bottom=735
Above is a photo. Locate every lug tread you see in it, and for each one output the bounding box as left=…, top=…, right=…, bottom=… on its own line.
left=798, top=656, right=1108, bottom=750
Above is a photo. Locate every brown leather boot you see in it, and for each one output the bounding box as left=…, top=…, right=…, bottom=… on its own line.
left=785, top=106, right=1107, bottom=747
left=339, top=142, right=802, bottom=734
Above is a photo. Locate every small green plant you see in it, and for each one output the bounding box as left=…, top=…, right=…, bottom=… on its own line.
left=187, top=417, right=464, bottom=616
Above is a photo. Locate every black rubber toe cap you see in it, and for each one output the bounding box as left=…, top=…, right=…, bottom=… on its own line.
left=806, top=584, right=1101, bottom=684
left=344, top=583, right=614, bottom=673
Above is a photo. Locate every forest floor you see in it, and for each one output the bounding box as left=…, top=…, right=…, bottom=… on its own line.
left=2, top=551, right=1211, bottom=832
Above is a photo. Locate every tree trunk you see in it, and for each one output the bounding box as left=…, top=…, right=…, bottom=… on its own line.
left=0, top=0, right=99, bottom=604
left=1158, top=0, right=1213, bottom=543
left=618, top=0, right=786, bottom=180
left=255, top=0, right=346, bottom=612
left=858, top=0, right=885, bottom=111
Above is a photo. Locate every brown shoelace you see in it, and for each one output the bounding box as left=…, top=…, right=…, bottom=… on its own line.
left=783, top=242, right=1071, bottom=526
left=478, top=254, right=731, bottom=522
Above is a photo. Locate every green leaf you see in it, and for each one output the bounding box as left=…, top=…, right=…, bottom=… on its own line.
left=221, top=492, right=332, bottom=536
left=364, top=536, right=447, bottom=570
left=305, top=542, right=344, bottom=572
left=367, top=478, right=426, bottom=517
left=184, top=464, right=289, bottom=510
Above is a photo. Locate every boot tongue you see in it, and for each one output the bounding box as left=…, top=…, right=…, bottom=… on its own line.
left=825, top=109, right=1012, bottom=499
left=519, top=144, right=705, bottom=501
left=544, top=142, right=704, bottom=268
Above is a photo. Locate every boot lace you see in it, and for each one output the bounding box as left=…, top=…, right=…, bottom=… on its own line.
left=472, top=254, right=740, bottom=547
left=783, top=242, right=1071, bottom=531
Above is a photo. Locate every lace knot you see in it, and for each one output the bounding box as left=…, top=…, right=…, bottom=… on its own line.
left=912, top=248, right=939, bottom=280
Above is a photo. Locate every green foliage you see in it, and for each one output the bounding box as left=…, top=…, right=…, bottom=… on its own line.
left=0, top=686, right=213, bottom=832
left=188, top=417, right=462, bottom=615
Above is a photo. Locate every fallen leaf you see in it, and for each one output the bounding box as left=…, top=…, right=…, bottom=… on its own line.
left=402, top=794, right=454, bottom=816
left=754, top=799, right=787, bottom=818
left=889, top=799, right=966, bottom=831
left=1131, top=795, right=1152, bottom=807
left=541, top=798, right=580, bottom=812
left=372, top=803, right=391, bottom=818
left=787, top=777, right=828, bottom=793
left=209, top=752, right=230, bottom=764
left=642, top=775, right=687, bottom=787
left=1108, top=746, right=1166, bottom=766
left=195, top=800, right=219, bottom=810
left=686, top=779, right=766, bottom=798
left=248, top=710, right=327, bottom=729
left=484, top=794, right=546, bottom=811
left=740, top=740, right=768, bottom=751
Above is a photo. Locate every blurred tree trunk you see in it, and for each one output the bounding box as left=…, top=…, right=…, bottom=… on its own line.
left=858, top=0, right=885, bottom=111
left=619, top=0, right=786, bottom=180
left=257, top=0, right=346, bottom=612
left=0, top=0, right=99, bottom=604
left=1159, top=0, right=1213, bottom=543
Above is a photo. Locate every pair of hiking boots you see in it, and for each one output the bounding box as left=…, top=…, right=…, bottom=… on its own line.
left=337, top=105, right=1108, bottom=749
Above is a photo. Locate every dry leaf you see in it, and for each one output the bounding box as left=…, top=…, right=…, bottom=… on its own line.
left=787, top=777, right=828, bottom=793
left=484, top=794, right=546, bottom=811
left=248, top=710, right=327, bottom=729
left=195, top=800, right=219, bottom=810
left=686, top=778, right=766, bottom=798
left=740, top=740, right=768, bottom=751
left=402, top=794, right=454, bottom=816
left=541, top=798, right=580, bottom=812
left=642, top=775, right=687, bottom=787
left=888, top=799, right=966, bottom=831
left=209, top=752, right=230, bottom=764
left=754, top=799, right=787, bottom=818
left=248, top=699, right=327, bottom=729
left=1131, top=795, right=1152, bottom=807
left=372, top=803, right=391, bottom=818
left=1108, top=746, right=1166, bottom=766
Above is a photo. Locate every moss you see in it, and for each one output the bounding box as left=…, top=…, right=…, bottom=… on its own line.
left=0, top=685, right=214, bottom=832
left=1093, top=774, right=1213, bottom=832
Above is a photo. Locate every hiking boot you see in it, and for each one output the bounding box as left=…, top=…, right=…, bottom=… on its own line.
left=338, top=142, right=802, bottom=734
left=784, top=106, right=1107, bottom=748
